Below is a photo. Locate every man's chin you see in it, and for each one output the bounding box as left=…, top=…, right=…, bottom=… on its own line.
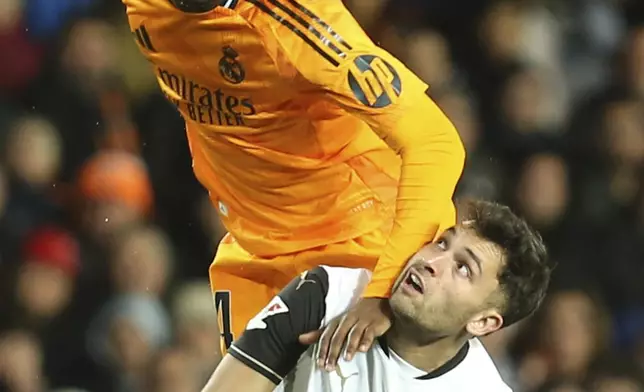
left=388, top=291, right=417, bottom=321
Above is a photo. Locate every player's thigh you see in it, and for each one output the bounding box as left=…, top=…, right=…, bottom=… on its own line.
left=210, top=271, right=275, bottom=346
left=293, top=228, right=387, bottom=274
left=209, top=237, right=283, bottom=350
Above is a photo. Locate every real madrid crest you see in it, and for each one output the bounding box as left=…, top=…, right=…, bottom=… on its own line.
left=219, top=46, right=245, bottom=84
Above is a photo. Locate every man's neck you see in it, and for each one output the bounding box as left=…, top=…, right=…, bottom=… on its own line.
left=386, top=325, right=469, bottom=374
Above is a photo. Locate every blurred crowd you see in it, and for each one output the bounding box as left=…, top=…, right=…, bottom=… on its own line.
left=0, top=0, right=643, bottom=391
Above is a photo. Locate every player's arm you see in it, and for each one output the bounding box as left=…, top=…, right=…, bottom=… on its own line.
left=266, top=0, right=465, bottom=297
left=261, top=0, right=464, bottom=366
left=201, top=267, right=330, bottom=392
left=201, top=356, right=274, bottom=392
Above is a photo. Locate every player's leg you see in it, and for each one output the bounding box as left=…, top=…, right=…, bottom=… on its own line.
left=292, top=227, right=387, bottom=274
left=209, top=234, right=293, bottom=357
left=208, top=228, right=386, bottom=363
left=209, top=271, right=276, bottom=350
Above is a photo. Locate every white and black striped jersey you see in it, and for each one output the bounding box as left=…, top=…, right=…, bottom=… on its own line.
left=228, top=266, right=512, bottom=392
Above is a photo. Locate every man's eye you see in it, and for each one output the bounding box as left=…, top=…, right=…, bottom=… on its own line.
left=437, top=239, right=447, bottom=250
left=457, top=263, right=471, bottom=278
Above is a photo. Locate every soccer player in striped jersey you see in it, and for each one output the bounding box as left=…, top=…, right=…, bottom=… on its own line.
left=203, top=200, right=553, bottom=392
left=123, top=0, right=465, bottom=365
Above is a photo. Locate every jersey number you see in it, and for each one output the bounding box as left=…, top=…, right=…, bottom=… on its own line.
left=215, top=291, right=234, bottom=349
left=348, top=55, right=402, bottom=108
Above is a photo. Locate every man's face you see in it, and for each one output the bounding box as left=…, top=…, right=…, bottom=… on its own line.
left=389, top=225, right=505, bottom=338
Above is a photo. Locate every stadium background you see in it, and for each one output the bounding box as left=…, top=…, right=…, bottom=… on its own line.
left=1, top=0, right=644, bottom=391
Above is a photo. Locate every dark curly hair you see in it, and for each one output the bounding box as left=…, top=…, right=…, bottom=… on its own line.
left=461, top=199, right=553, bottom=328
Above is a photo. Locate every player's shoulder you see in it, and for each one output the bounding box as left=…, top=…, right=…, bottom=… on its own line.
left=307, top=266, right=371, bottom=324
left=316, top=266, right=372, bottom=297
left=316, top=265, right=371, bottom=284
left=276, top=266, right=370, bottom=306
left=243, top=0, right=370, bottom=59
left=239, top=265, right=370, bottom=348
left=243, top=0, right=356, bottom=37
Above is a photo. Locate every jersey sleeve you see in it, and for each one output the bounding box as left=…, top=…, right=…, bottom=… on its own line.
left=228, top=266, right=371, bottom=385
left=264, top=0, right=465, bottom=297
left=228, top=267, right=329, bottom=385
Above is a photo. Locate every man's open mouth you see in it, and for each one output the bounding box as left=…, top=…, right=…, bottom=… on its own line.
left=404, top=270, right=424, bottom=294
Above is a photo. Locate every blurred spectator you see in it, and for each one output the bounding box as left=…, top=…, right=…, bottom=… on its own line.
left=76, top=150, right=153, bottom=243
left=87, top=294, right=171, bottom=392
left=534, top=379, right=586, bottom=392
left=559, top=0, right=626, bottom=99
left=0, top=167, right=12, bottom=264
left=475, top=1, right=525, bottom=101
left=492, top=66, right=568, bottom=163
left=517, top=289, right=611, bottom=391
left=344, top=0, right=388, bottom=39
left=60, top=18, right=118, bottom=95
left=623, top=26, right=644, bottom=98
left=23, top=0, right=97, bottom=39
left=404, top=29, right=458, bottom=94
left=0, top=330, right=45, bottom=392
left=435, top=89, right=505, bottom=201
left=15, top=226, right=79, bottom=324
left=516, top=154, right=570, bottom=234
left=110, top=224, right=173, bottom=295
left=574, top=96, right=644, bottom=228
left=586, top=357, right=644, bottom=392
left=636, top=332, right=644, bottom=374
left=145, top=347, right=202, bottom=392
left=6, top=116, right=62, bottom=189
left=26, top=17, right=135, bottom=181
left=0, top=225, right=93, bottom=391
left=518, top=0, right=563, bottom=72
left=2, top=116, right=64, bottom=239
left=0, top=0, right=43, bottom=94
left=171, top=281, right=220, bottom=382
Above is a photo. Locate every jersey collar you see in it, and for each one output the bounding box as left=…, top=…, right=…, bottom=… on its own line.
left=169, top=0, right=238, bottom=12
left=377, top=336, right=470, bottom=380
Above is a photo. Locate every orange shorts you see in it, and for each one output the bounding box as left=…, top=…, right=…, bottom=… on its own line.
left=209, top=229, right=387, bottom=354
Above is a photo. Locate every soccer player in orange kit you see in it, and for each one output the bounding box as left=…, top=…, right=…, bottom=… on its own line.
left=123, top=0, right=465, bottom=367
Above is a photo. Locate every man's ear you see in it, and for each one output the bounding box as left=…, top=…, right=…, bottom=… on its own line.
left=465, top=310, right=503, bottom=337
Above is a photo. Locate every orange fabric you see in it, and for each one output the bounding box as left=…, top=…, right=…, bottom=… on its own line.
left=125, top=0, right=464, bottom=297
left=209, top=229, right=386, bottom=351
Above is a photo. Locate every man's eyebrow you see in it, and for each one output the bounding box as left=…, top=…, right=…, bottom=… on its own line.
left=443, top=227, right=456, bottom=237
left=465, top=247, right=483, bottom=274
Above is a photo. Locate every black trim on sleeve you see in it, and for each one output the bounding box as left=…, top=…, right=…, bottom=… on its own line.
left=228, top=345, right=283, bottom=384
left=228, top=267, right=330, bottom=384
left=246, top=0, right=343, bottom=67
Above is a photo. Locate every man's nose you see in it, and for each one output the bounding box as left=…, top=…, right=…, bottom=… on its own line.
left=418, top=254, right=447, bottom=278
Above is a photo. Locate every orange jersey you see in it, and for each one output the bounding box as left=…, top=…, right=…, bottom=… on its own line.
left=124, top=0, right=465, bottom=296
